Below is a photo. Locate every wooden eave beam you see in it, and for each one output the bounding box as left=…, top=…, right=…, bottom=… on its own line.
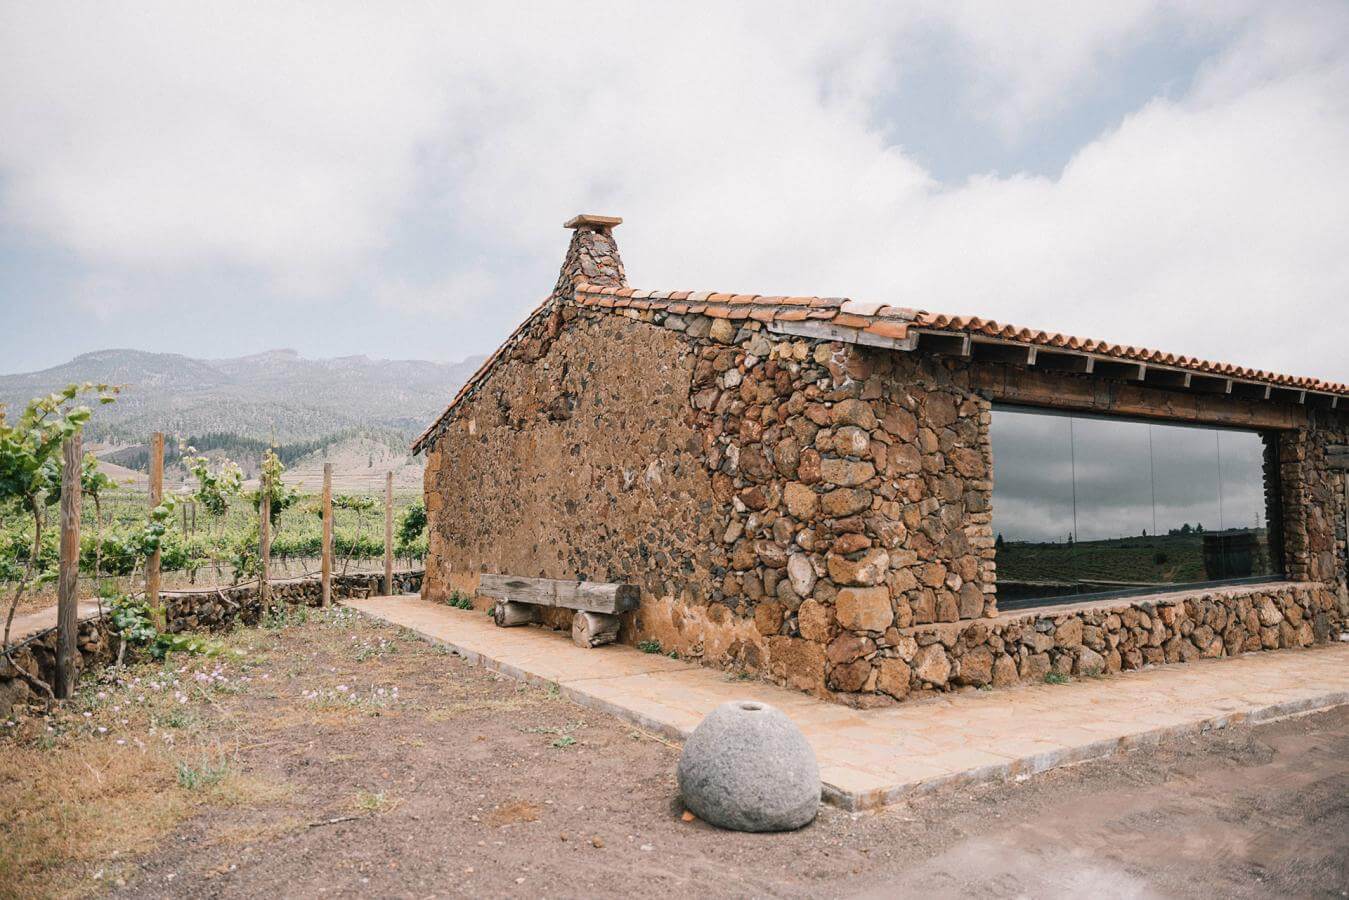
left=914, top=330, right=972, bottom=357
left=1090, top=358, right=1146, bottom=381
left=1032, top=349, right=1094, bottom=373
left=1305, top=391, right=1338, bottom=409
left=970, top=337, right=1037, bottom=365
left=1268, top=386, right=1307, bottom=405
left=1230, top=380, right=1272, bottom=401
left=1187, top=373, right=1233, bottom=395
left=1143, top=366, right=1191, bottom=389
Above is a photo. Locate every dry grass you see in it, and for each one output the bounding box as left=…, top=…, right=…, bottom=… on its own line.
left=0, top=619, right=305, bottom=898
left=0, top=607, right=672, bottom=897
left=0, top=739, right=285, bottom=898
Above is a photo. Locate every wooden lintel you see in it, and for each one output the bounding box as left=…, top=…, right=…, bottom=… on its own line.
left=1327, top=445, right=1349, bottom=471
left=973, top=363, right=1305, bottom=430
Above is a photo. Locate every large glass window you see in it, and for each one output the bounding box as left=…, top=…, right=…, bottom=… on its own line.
left=991, top=406, right=1281, bottom=608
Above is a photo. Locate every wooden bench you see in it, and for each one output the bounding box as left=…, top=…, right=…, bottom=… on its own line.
left=478, top=574, right=639, bottom=648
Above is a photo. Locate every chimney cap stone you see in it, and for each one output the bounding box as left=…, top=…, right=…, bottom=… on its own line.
left=564, top=214, right=623, bottom=230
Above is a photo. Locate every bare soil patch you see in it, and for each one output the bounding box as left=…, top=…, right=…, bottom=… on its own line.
left=2, top=608, right=1346, bottom=898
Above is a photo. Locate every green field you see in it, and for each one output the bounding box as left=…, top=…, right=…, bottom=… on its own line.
left=996, top=529, right=1273, bottom=601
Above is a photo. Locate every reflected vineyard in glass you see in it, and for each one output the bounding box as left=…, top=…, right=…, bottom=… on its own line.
left=990, top=406, right=1281, bottom=608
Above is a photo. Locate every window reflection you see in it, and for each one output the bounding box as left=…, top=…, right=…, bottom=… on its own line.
left=991, top=406, right=1280, bottom=607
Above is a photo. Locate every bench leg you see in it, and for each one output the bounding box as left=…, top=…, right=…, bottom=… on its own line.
left=571, top=611, right=620, bottom=648
left=493, top=601, right=537, bottom=627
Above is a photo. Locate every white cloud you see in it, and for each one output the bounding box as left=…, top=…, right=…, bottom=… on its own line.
left=1, top=2, right=1346, bottom=381
left=374, top=268, right=500, bottom=318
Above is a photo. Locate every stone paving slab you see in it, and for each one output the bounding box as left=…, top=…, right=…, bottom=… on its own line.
left=347, top=594, right=1349, bottom=811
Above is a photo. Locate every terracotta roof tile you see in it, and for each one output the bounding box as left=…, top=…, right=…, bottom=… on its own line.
left=417, top=277, right=1346, bottom=455
left=571, top=282, right=1348, bottom=397
left=864, top=320, right=911, bottom=340
left=832, top=312, right=873, bottom=329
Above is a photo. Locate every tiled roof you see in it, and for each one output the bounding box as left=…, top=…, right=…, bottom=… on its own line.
left=574, top=283, right=1349, bottom=397
left=412, top=280, right=1347, bottom=453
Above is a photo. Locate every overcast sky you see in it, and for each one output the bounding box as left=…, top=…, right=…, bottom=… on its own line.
left=2, top=2, right=1346, bottom=380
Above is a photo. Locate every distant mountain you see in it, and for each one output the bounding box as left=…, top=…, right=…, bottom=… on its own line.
left=0, top=348, right=483, bottom=444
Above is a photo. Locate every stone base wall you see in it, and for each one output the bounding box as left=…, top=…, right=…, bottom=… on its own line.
left=0, top=570, right=423, bottom=718
left=848, top=581, right=1347, bottom=705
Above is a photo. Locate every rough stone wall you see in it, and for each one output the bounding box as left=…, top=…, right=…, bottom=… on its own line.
left=422, top=296, right=998, bottom=701
left=1278, top=411, right=1349, bottom=587
left=422, top=311, right=771, bottom=664
left=0, top=570, right=423, bottom=717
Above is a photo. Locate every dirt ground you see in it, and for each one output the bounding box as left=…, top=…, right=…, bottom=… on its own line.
left=2, top=607, right=1346, bottom=899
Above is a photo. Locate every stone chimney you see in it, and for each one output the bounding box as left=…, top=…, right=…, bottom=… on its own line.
left=554, top=214, right=626, bottom=298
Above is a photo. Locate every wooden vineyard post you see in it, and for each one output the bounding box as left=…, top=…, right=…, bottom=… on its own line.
left=55, top=434, right=82, bottom=699
left=321, top=463, right=332, bottom=607
left=259, top=488, right=271, bottom=606
left=384, top=471, right=394, bottom=596
left=147, top=431, right=164, bottom=630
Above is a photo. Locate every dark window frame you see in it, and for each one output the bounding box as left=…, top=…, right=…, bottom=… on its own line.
left=990, top=402, right=1288, bottom=611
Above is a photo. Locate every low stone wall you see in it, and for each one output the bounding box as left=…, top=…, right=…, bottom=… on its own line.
left=162, top=570, right=424, bottom=632
left=0, top=570, right=423, bottom=718
left=808, top=580, right=1348, bottom=706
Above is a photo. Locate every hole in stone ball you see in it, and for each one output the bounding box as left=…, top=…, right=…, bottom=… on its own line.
left=740, top=702, right=763, bottom=712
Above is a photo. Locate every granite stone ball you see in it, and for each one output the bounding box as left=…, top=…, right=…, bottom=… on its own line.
left=677, top=700, right=820, bottom=832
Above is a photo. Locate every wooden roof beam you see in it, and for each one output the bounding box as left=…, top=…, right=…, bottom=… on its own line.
left=1091, top=358, right=1146, bottom=381
left=915, top=330, right=972, bottom=357
left=970, top=337, right=1036, bottom=365
left=1188, top=373, right=1233, bottom=395
left=1305, top=391, right=1338, bottom=409
left=1143, top=367, right=1191, bottom=389
left=1268, top=386, right=1307, bottom=405
left=1230, top=380, right=1272, bottom=401
left=1033, top=349, right=1094, bottom=373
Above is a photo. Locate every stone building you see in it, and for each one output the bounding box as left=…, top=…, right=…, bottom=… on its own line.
left=413, top=215, right=1348, bottom=705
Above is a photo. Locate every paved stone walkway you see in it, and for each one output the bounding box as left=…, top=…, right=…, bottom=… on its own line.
left=348, top=594, right=1349, bottom=810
